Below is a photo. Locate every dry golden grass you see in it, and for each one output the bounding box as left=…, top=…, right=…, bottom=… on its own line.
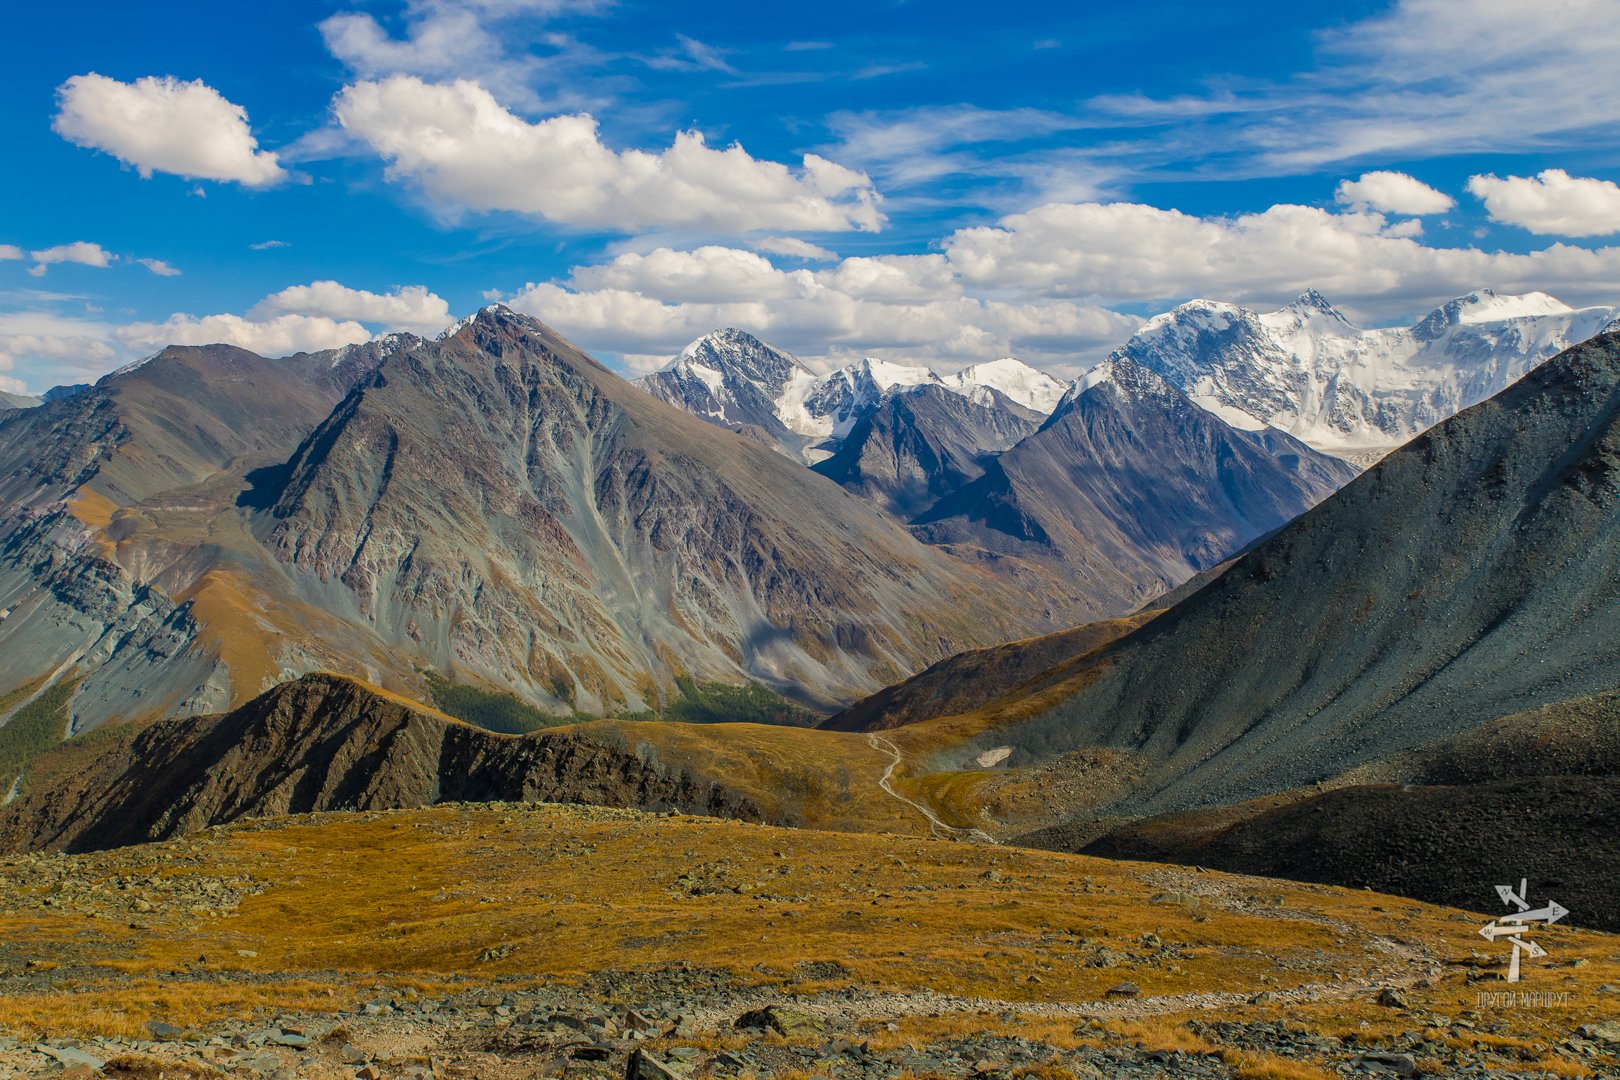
left=0, top=978, right=372, bottom=1040
left=176, top=570, right=284, bottom=703
left=578, top=719, right=922, bottom=833
left=1219, top=1052, right=1336, bottom=1080
left=1108, top=1017, right=1217, bottom=1055
left=1522, top=1058, right=1595, bottom=1079
left=905, top=769, right=1000, bottom=830
left=0, top=800, right=1614, bottom=1076
left=0, top=673, right=49, bottom=716
left=66, top=485, right=118, bottom=529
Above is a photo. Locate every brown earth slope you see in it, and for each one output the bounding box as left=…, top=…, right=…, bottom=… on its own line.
left=1080, top=774, right=1620, bottom=933
left=820, top=613, right=1153, bottom=734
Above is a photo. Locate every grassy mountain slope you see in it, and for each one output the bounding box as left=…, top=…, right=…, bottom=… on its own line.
left=0, top=673, right=950, bottom=853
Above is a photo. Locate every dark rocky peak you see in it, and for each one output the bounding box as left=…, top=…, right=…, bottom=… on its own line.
left=1047, top=355, right=1188, bottom=428
left=435, top=305, right=612, bottom=376
left=675, top=328, right=809, bottom=388
left=42, top=383, right=90, bottom=403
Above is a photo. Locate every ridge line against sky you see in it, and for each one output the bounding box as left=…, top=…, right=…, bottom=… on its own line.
left=5, top=0, right=1620, bottom=393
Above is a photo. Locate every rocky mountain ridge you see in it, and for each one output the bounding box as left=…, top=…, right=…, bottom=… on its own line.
left=908, top=355, right=1355, bottom=619
left=637, top=329, right=1065, bottom=463
left=0, top=672, right=764, bottom=855
left=809, top=383, right=1043, bottom=520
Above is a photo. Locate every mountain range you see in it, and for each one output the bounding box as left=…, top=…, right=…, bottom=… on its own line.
left=3, top=289, right=1604, bottom=735
left=805, top=326, right=1620, bottom=924
left=809, top=382, right=1044, bottom=520
left=0, top=309, right=1044, bottom=737
left=832, top=326, right=1620, bottom=819
left=908, top=356, right=1355, bottom=617
left=0, top=302, right=1376, bottom=735
left=643, top=324, right=1359, bottom=617
left=638, top=291, right=1617, bottom=473
left=636, top=328, right=1066, bottom=463
left=1117, top=288, right=1619, bottom=465
left=3, top=294, right=1618, bottom=934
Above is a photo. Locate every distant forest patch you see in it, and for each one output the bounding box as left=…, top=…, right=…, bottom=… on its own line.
left=622, top=677, right=819, bottom=727
left=0, top=678, right=80, bottom=795
left=422, top=672, right=574, bottom=735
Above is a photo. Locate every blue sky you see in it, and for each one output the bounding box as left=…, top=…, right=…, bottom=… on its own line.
left=5, top=0, right=1620, bottom=393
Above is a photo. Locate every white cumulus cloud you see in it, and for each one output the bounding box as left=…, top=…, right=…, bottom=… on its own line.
left=0, top=309, right=125, bottom=392
left=53, top=73, right=287, bottom=186
left=1467, top=169, right=1620, bottom=237
left=114, top=279, right=454, bottom=359
left=136, top=258, right=182, bottom=277
left=0, top=332, right=117, bottom=368
left=0, top=245, right=23, bottom=261
left=26, top=241, right=116, bottom=277
left=502, top=245, right=1141, bottom=374
left=115, top=313, right=372, bottom=358
left=1335, top=171, right=1454, bottom=215
left=0, top=276, right=451, bottom=390
left=941, top=200, right=1620, bottom=318
left=251, top=280, right=452, bottom=335
left=332, top=76, right=882, bottom=234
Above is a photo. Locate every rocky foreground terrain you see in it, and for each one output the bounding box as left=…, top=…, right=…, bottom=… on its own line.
left=0, top=802, right=1616, bottom=1079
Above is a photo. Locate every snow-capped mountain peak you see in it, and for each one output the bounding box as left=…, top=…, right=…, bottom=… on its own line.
left=674, top=327, right=802, bottom=373
left=1260, top=289, right=1359, bottom=338
left=843, top=355, right=943, bottom=392
left=639, top=331, right=1066, bottom=462
left=1412, top=289, right=1575, bottom=340
left=948, top=357, right=1067, bottom=413
left=1115, top=288, right=1620, bottom=463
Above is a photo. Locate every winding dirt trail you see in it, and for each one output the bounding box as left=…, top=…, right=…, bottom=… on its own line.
left=866, top=733, right=996, bottom=843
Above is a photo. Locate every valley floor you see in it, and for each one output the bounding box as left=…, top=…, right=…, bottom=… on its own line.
left=0, top=803, right=1615, bottom=1079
